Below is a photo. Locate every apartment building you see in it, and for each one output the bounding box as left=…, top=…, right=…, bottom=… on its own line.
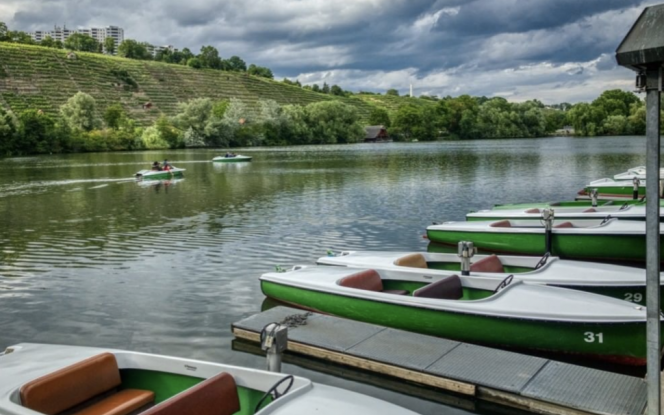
left=28, top=25, right=125, bottom=53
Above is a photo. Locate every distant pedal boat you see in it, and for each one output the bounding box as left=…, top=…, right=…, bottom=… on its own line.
left=492, top=199, right=654, bottom=210
left=212, top=155, right=252, bottom=163
left=135, top=167, right=185, bottom=180
left=317, top=251, right=664, bottom=307
left=613, top=165, right=664, bottom=181
left=0, top=343, right=418, bottom=415
left=583, top=178, right=644, bottom=197
left=260, top=265, right=656, bottom=365
left=426, top=218, right=664, bottom=263
left=466, top=204, right=659, bottom=221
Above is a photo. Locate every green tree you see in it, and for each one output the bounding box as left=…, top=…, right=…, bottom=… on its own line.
left=7, top=31, right=34, bottom=44
left=311, top=84, right=321, bottom=93
left=140, top=126, right=170, bottom=149
left=118, top=39, right=151, bottom=60
left=391, top=105, right=423, bottom=141
left=0, top=22, right=7, bottom=41
left=0, top=107, right=18, bottom=156
left=155, top=116, right=183, bottom=148
left=305, top=101, right=364, bottom=144
left=40, top=36, right=56, bottom=48
left=17, top=110, right=57, bottom=154
left=198, top=45, right=223, bottom=69
left=103, top=104, right=127, bottom=130
left=247, top=64, right=273, bottom=78
left=386, top=89, right=399, bottom=96
left=64, top=33, right=99, bottom=52
left=104, top=37, right=116, bottom=55
left=225, top=56, right=247, bottom=72
left=368, top=107, right=391, bottom=128
left=60, top=92, right=101, bottom=132
left=330, top=85, right=344, bottom=96
left=187, top=57, right=202, bottom=69
left=322, top=82, right=330, bottom=94
left=180, top=48, right=194, bottom=64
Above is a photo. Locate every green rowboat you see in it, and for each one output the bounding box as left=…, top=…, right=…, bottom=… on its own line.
left=260, top=266, right=656, bottom=365
left=467, top=204, right=659, bottom=222
left=426, top=218, right=663, bottom=264
left=212, top=155, right=252, bottom=163
left=135, top=168, right=185, bottom=181
left=492, top=199, right=651, bottom=210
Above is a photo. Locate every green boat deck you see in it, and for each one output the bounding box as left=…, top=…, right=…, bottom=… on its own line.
left=233, top=306, right=647, bottom=415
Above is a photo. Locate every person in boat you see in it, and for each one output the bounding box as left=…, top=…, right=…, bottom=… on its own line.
left=225, top=152, right=230, bottom=158
left=151, top=161, right=162, bottom=171
left=163, top=159, right=171, bottom=171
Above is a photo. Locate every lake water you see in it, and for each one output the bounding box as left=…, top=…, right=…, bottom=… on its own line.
left=0, top=136, right=649, bottom=414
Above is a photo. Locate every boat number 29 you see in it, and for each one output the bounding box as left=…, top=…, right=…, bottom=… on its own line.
left=624, top=293, right=643, bottom=303
left=584, top=332, right=604, bottom=343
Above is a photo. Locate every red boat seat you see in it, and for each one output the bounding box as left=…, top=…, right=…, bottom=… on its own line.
left=20, top=353, right=154, bottom=415
left=554, top=222, right=574, bottom=228
left=470, top=255, right=504, bottom=273
left=491, top=220, right=512, bottom=228
left=141, top=372, right=239, bottom=415
left=338, top=270, right=409, bottom=295
left=583, top=208, right=597, bottom=213
left=394, top=253, right=428, bottom=269
left=413, top=275, right=463, bottom=300
left=525, top=208, right=540, bottom=213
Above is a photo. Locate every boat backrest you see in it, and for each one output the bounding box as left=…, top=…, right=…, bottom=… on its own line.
left=338, top=270, right=384, bottom=292
left=469, top=255, right=504, bottom=273
left=394, top=253, right=428, bottom=269
left=490, top=220, right=512, bottom=228
left=583, top=208, right=597, bottom=213
left=19, top=353, right=153, bottom=415
left=141, top=372, right=240, bottom=415
left=413, top=275, right=463, bottom=300
left=554, top=222, right=574, bottom=228
left=525, top=208, right=540, bottom=213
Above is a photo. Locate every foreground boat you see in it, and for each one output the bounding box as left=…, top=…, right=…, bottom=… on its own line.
left=426, top=218, right=663, bottom=263
left=583, top=178, right=644, bottom=197
left=212, top=155, right=252, bottom=163
left=0, top=343, right=418, bottom=415
left=317, top=251, right=664, bottom=306
left=261, top=265, right=655, bottom=365
left=492, top=198, right=651, bottom=210
left=135, top=168, right=185, bottom=181
left=467, top=204, right=659, bottom=221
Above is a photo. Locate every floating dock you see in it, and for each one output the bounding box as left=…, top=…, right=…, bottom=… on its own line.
left=232, top=306, right=647, bottom=415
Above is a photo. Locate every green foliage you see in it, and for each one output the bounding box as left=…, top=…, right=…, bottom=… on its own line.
left=305, top=101, right=365, bottom=144
left=104, top=37, right=116, bottom=55
left=0, top=107, right=18, bottom=155
left=155, top=116, right=183, bottom=148
left=390, top=104, right=437, bottom=141
left=17, top=110, right=58, bottom=154
left=7, top=31, right=35, bottom=45
left=103, top=104, right=127, bottom=129
left=386, top=89, right=399, bottom=96
left=198, top=45, right=223, bottom=69
left=187, top=58, right=202, bottom=69
left=248, top=64, right=274, bottom=78
left=226, top=56, right=247, bottom=72
left=330, top=85, right=343, bottom=96
left=110, top=68, right=138, bottom=90
left=118, top=39, right=152, bottom=60
left=568, top=89, right=643, bottom=136
left=60, top=92, right=101, bottom=132
left=322, top=83, right=330, bottom=94
left=141, top=125, right=170, bottom=149
left=64, top=33, right=99, bottom=53
left=368, top=107, right=391, bottom=128
left=0, top=22, right=7, bottom=41
left=40, top=36, right=58, bottom=48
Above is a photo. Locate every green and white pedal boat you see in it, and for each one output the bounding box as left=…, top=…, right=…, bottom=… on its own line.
left=492, top=199, right=650, bottom=210
left=466, top=204, right=659, bottom=222
left=426, top=218, right=663, bottom=263
left=613, top=165, right=664, bottom=181
left=212, top=155, right=252, bottom=163
left=583, top=178, right=644, bottom=197
left=260, top=266, right=655, bottom=365
left=317, top=251, right=664, bottom=307
left=0, top=343, right=418, bottom=415
left=135, top=168, right=185, bottom=181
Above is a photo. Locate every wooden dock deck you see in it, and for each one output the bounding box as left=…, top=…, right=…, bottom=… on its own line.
left=232, top=306, right=647, bottom=415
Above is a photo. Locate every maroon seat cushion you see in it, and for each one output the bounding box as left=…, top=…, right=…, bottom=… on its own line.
left=490, top=220, right=511, bottom=228
left=338, top=270, right=383, bottom=292
left=583, top=208, right=597, bottom=213
left=141, top=373, right=240, bottom=415
left=525, top=208, right=540, bottom=214
left=554, top=222, right=574, bottom=228
left=413, top=275, right=463, bottom=300
left=470, top=255, right=504, bottom=273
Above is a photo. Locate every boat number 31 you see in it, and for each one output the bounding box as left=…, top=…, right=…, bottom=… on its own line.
left=584, top=332, right=604, bottom=343
left=624, top=293, right=643, bottom=303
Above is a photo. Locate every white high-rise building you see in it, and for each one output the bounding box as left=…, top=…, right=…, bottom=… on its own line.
left=28, top=25, right=125, bottom=53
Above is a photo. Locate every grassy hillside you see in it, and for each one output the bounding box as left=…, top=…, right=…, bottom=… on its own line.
left=0, top=43, right=402, bottom=125
left=356, top=93, right=436, bottom=113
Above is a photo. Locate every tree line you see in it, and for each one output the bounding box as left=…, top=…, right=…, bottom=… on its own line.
left=0, top=21, right=274, bottom=79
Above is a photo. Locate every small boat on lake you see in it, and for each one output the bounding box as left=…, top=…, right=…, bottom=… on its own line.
left=317, top=251, right=664, bottom=306
left=492, top=198, right=652, bottom=210
left=260, top=265, right=655, bottom=365
left=583, top=178, right=644, bottom=197
left=135, top=167, right=185, bottom=180
left=466, top=204, right=659, bottom=221
left=212, top=155, right=252, bottom=163
left=0, top=343, right=418, bottom=415
left=613, top=165, right=664, bottom=181
left=426, top=218, right=664, bottom=263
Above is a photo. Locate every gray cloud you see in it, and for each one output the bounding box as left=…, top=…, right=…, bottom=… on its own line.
left=0, top=0, right=656, bottom=103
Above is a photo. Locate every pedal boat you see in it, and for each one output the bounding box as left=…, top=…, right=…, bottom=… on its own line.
left=260, top=266, right=655, bottom=365
left=212, top=155, right=252, bottom=163
left=317, top=251, right=663, bottom=307
left=135, top=168, right=185, bottom=181
left=0, top=343, right=418, bottom=415
left=582, top=178, right=644, bottom=197
left=426, top=218, right=663, bottom=264
left=492, top=199, right=652, bottom=210
left=613, top=166, right=664, bottom=181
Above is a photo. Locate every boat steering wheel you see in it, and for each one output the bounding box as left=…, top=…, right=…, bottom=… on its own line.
left=254, top=375, right=294, bottom=414
left=494, top=274, right=514, bottom=293
left=535, top=252, right=550, bottom=270
left=619, top=203, right=629, bottom=211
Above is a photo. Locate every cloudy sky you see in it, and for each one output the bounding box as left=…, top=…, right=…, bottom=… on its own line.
left=0, top=0, right=659, bottom=103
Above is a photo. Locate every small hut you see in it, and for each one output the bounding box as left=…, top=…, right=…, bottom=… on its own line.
left=364, top=125, right=389, bottom=142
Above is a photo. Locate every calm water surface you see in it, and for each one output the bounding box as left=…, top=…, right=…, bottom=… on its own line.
left=0, top=136, right=649, bottom=414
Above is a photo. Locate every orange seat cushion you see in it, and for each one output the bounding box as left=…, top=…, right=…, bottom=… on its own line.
left=394, top=253, right=428, bottom=269
left=141, top=373, right=240, bottom=415
left=21, top=353, right=122, bottom=415
left=470, top=255, right=504, bottom=273
left=75, top=389, right=155, bottom=415
left=338, top=270, right=383, bottom=292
